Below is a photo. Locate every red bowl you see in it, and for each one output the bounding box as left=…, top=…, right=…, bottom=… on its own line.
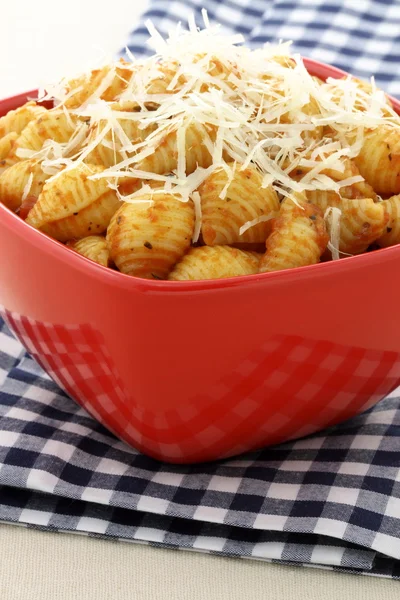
left=1, top=58, right=400, bottom=463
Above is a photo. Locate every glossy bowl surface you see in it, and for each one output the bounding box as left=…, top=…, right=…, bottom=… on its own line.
left=1, top=59, right=400, bottom=463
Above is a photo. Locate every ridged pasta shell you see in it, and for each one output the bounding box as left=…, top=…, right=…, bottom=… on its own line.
left=0, top=132, right=18, bottom=161
left=84, top=118, right=156, bottom=168
left=107, top=191, right=194, bottom=279
left=294, top=158, right=376, bottom=199
left=115, top=61, right=186, bottom=110
left=67, top=235, right=110, bottom=267
left=377, top=195, right=400, bottom=248
left=84, top=137, right=121, bottom=169
left=0, top=159, right=51, bottom=212
left=26, top=164, right=121, bottom=241
left=259, top=198, right=328, bottom=272
left=13, top=109, right=78, bottom=155
left=341, top=164, right=377, bottom=200
left=198, top=163, right=280, bottom=245
left=307, top=192, right=388, bottom=254
left=138, top=122, right=215, bottom=175
left=354, top=126, right=400, bottom=195
left=65, top=62, right=134, bottom=108
left=0, top=101, right=47, bottom=137
left=336, top=199, right=388, bottom=255
left=168, top=245, right=260, bottom=281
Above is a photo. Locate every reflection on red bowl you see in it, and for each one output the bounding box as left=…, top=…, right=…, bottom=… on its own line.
left=1, top=59, right=400, bottom=463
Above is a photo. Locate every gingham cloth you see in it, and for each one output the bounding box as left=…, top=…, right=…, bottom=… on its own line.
left=2, top=0, right=400, bottom=580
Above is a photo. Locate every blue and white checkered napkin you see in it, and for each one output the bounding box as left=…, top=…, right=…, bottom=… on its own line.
left=2, top=0, right=400, bottom=580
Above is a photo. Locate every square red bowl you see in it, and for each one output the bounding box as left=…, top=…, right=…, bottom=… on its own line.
left=1, top=58, right=400, bottom=463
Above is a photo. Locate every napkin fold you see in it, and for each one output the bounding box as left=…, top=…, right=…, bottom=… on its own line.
left=2, top=0, right=400, bottom=580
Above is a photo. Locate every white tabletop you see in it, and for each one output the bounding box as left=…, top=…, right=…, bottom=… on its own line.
left=1, top=2, right=397, bottom=597
left=1, top=523, right=399, bottom=600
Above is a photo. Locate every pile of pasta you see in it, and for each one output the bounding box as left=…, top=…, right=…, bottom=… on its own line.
left=1, top=17, right=400, bottom=281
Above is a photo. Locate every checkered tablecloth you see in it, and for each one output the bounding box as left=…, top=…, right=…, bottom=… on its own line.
left=2, top=0, right=400, bottom=580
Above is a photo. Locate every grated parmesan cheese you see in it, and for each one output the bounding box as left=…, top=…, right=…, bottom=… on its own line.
left=21, top=172, right=34, bottom=203
left=324, top=206, right=342, bottom=261
left=191, top=191, right=202, bottom=242
left=239, top=213, right=277, bottom=236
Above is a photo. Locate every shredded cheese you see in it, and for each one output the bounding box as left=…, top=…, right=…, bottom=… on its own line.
left=21, top=172, right=34, bottom=203
left=239, top=213, right=277, bottom=236
left=324, top=206, right=342, bottom=260
left=191, top=191, right=202, bottom=242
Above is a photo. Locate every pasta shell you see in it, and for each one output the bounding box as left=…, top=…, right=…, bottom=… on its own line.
left=0, top=159, right=51, bottom=212
left=340, top=162, right=377, bottom=200
left=168, top=245, right=260, bottom=281
left=0, top=101, right=47, bottom=137
left=26, top=164, right=120, bottom=241
left=138, top=122, right=215, bottom=175
left=309, top=192, right=389, bottom=254
left=259, top=197, right=329, bottom=272
left=0, top=132, right=18, bottom=161
left=354, top=126, right=400, bottom=195
left=115, top=61, right=186, bottom=110
left=65, top=62, right=134, bottom=108
left=107, top=191, right=194, bottom=279
left=13, top=109, right=78, bottom=156
left=294, top=157, right=376, bottom=199
left=335, top=199, right=389, bottom=255
left=377, top=195, right=400, bottom=248
left=67, top=235, right=110, bottom=267
left=198, top=163, right=280, bottom=245
left=84, top=117, right=155, bottom=168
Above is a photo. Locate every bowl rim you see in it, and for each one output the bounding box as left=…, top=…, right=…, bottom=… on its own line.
left=1, top=57, right=400, bottom=293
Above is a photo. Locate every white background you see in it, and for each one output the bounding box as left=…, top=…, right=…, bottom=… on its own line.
left=1, top=0, right=149, bottom=98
